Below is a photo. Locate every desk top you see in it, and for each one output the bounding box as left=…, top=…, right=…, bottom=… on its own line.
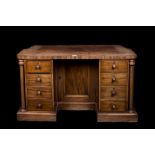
left=17, top=45, right=137, bottom=60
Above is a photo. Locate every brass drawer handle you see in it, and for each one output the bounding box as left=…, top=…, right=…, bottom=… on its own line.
left=36, top=76, right=41, bottom=82
left=112, top=75, right=116, bottom=82
left=35, top=64, right=41, bottom=70
left=111, top=88, right=116, bottom=96
left=36, top=90, right=41, bottom=95
left=37, top=103, right=42, bottom=109
left=112, top=62, right=116, bottom=69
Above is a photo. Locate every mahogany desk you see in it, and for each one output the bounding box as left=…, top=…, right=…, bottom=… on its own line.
left=17, top=45, right=138, bottom=122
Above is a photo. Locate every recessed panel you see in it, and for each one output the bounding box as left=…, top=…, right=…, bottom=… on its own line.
left=65, top=62, right=88, bottom=95
left=54, top=60, right=99, bottom=104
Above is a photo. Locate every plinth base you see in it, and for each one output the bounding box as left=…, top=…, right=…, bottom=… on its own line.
left=97, top=112, right=138, bottom=122
left=17, top=110, right=56, bottom=122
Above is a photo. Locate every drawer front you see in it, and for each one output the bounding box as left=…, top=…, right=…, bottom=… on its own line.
left=100, top=100, right=127, bottom=112
left=100, top=73, right=128, bottom=86
left=27, top=99, right=53, bottom=111
left=100, top=86, right=127, bottom=99
left=100, top=60, right=128, bottom=73
left=26, top=61, right=52, bottom=73
left=27, top=87, right=52, bottom=99
left=26, top=74, right=52, bottom=86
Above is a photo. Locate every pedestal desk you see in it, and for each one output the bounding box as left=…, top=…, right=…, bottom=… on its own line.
left=17, top=45, right=138, bottom=122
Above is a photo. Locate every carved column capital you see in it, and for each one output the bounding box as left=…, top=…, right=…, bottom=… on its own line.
left=129, top=59, right=135, bottom=66
left=18, top=60, right=24, bottom=65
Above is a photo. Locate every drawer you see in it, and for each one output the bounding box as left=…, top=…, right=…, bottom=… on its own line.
left=100, top=60, right=128, bottom=73
left=26, top=74, right=52, bottom=87
left=26, top=61, right=52, bottom=73
left=100, top=100, right=127, bottom=112
left=27, top=87, right=52, bottom=99
left=100, top=86, right=127, bottom=99
left=100, top=73, right=128, bottom=86
left=27, top=99, right=53, bottom=111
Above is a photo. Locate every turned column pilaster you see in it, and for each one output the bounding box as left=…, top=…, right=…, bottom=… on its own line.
left=129, top=59, right=135, bottom=112
left=18, top=60, right=26, bottom=111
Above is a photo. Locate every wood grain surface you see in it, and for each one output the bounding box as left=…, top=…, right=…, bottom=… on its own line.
left=17, top=45, right=137, bottom=59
